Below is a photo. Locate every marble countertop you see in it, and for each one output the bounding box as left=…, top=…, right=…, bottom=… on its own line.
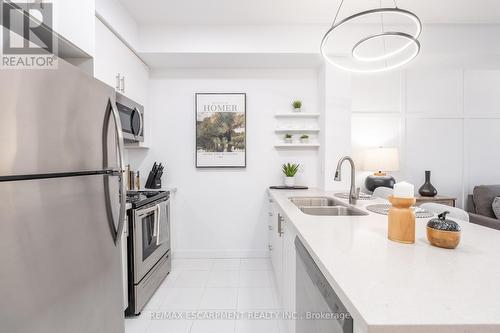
left=268, top=188, right=500, bottom=333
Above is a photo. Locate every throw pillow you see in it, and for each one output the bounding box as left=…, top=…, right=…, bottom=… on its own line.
left=492, top=197, right=500, bottom=219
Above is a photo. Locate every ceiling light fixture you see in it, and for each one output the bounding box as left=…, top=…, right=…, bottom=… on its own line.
left=320, top=0, right=422, bottom=73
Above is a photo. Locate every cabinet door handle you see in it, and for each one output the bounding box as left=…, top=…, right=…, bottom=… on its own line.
left=268, top=225, right=273, bottom=231
left=120, top=75, right=125, bottom=93
left=268, top=244, right=273, bottom=251
left=268, top=212, right=273, bottom=217
left=115, top=73, right=121, bottom=91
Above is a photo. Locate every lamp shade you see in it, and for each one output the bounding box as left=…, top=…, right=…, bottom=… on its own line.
left=363, top=147, right=399, bottom=172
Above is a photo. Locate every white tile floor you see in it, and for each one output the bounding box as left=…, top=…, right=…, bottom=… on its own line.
left=125, top=258, right=285, bottom=333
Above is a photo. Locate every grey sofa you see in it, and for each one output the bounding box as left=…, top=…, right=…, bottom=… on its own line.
left=467, top=185, right=500, bottom=231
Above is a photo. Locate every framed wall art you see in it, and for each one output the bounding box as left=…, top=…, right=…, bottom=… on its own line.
left=195, top=93, right=247, bottom=168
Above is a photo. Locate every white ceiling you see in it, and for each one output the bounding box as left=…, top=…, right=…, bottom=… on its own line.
left=119, top=0, right=500, bottom=26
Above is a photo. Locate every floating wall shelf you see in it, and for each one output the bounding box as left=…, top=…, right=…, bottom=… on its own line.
left=274, top=143, right=320, bottom=148
left=275, top=128, right=320, bottom=133
left=274, top=113, right=320, bottom=118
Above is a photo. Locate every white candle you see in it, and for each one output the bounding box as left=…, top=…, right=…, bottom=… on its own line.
left=393, top=181, right=414, bottom=198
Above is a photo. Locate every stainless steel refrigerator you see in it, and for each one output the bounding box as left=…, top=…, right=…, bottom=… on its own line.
left=0, top=60, right=126, bottom=333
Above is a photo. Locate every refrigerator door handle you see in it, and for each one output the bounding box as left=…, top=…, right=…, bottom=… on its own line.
left=103, top=98, right=127, bottom=245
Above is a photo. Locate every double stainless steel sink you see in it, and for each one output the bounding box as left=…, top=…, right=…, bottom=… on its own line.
left=289, top=196, right=368, bottom=216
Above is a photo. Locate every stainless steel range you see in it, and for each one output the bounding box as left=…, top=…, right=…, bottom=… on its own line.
left=125, top=190, right=171, bottom=316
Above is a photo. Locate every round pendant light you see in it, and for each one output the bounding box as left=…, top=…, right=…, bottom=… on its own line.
left=320, top=0, right=422, bottom=73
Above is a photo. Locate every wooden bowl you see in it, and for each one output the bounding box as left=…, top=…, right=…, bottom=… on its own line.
left=426, top=227, right=461, bottom=249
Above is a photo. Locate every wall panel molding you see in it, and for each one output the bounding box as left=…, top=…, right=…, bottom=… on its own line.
left=351, top=68, right=500, bottom=208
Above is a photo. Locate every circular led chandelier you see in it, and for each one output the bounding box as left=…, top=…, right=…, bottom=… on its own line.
left=320, top=0, right=422, bottom=73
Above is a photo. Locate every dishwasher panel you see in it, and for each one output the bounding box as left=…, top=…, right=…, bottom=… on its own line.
left=295, top=237, right=353, bottom=333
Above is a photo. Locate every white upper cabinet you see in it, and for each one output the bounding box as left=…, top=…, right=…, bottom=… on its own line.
left=52, top=0, right=95, bottom=57
left=94, top=18, right=149, bottom=105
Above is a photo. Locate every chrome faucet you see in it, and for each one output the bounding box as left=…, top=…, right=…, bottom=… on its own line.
left=334, top=156, right=360, bottom=205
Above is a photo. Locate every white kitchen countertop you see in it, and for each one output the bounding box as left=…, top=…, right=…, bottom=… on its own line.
left=268, top=188, right=500, bottom=333
left=137, top=186, right=178, bottom=193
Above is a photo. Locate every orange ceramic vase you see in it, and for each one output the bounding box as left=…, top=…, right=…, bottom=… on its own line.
left=388, top=196, right=416, bottom=244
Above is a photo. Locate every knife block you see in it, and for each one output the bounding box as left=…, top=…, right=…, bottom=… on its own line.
left=151, top=178, right=161, bottom=189
left=145, top=170, right=162, bottom=189
left=387, top=196, right=416, bottom=244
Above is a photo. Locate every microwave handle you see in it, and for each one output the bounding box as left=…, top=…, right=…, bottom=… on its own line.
left=137, top=109, right=143, bottom=137
left=132, top=108, right=143, bottom=137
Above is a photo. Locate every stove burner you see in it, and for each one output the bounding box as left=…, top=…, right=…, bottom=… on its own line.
left=126, top=193, right=144, bottom=203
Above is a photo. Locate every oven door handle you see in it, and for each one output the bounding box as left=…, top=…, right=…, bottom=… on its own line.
left=137, top=204, right=160, bottom=217
left=153, top=204, right=160, bottom=237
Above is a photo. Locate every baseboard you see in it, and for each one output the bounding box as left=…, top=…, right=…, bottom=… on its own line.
left=172, top=249, right=269, bottom=259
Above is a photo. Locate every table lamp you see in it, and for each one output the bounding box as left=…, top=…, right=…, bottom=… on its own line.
left=363, top=147, right=399, bottom=192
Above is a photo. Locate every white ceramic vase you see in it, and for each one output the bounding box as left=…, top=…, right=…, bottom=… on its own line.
left=293, top=107, right=301, bottom=112
left=284, top=176, right=295, bottom=187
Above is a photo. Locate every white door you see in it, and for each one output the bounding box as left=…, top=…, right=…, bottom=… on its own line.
left=53, top=0, right=95, bottom=56
left=94, top=18, right=122, bottom=90
left=94, top=18, right=149, bottom=105
left=270, top=208, right=284, bottom=297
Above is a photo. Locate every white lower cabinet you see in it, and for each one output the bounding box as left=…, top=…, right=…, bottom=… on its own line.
left=269, top=201, right=284, bottom=294
left=268, top=196, right=297, bottom=333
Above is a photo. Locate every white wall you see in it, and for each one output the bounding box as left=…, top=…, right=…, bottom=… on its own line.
left=128, top=69, right=320, bottom=258
left=318, top=65, right=353, bottom=191
left=351, top=67, right=500, bottom=208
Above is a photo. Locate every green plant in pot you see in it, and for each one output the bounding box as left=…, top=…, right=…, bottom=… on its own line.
left=292, top=100, right=302, bottom=112
left=300, top=134, right=309, bottom=143
left=282, top=163, right=300, bottom=187
left=284, top=133, right=293, bottom=144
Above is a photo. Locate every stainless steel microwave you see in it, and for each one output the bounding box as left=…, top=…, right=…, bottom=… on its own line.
left=116, top=92, right=144, bottom=142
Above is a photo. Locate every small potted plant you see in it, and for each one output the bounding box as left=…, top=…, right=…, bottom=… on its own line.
left=282, top=163, right=300, bottom=187
left=300, top=134, right=309, bottom=143
left=292, top=100, right=302, bottom=112
left=284, top=133, right=293, bottom=144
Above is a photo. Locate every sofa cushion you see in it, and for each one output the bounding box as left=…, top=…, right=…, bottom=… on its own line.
left=473, top=185, right=500, bottom=218
left=493, top=197, right=500, bottom=219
